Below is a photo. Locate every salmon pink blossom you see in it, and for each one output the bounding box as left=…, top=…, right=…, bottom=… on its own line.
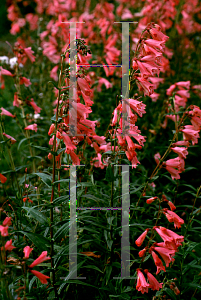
left=19, top=76, right=31, bottom=87
left=1, top=107, right=15, bottom=118
left=0, top=173, right=7, bottom=183
left=3, top=217, right=12, bottom=226
left=48, top=124, right=55, bottom=136
left=151, top=250, right=166, bottom=274
left=163, top=209, right=184, bottom=229
left=0, top=225, right=9, bottom=236
left=24, top=47, right=36, bottom=63
left=136, top=269, right=149, bottom=294
left=144, top=269, right=163, bottom=291
left=29, top=251, right=51, bottom=268
left=29, top=98, right=41, bottom=114
left=181, top=125, right=199, bottom=145
left=153, top=247, right=176, bottom=267
left=154, top=227, right=175, bottom=248
left=167, top=201, right=176, bottom=211
left=2, top=239, right=16, bottom=251
left=146, top=196, right=158, bottom=204
left=24, top=124, right=37, bottom=132
left=3, top=133, right=16, bottom=144
left=135, top=229, right=149, bottom=247
left=23, top=246, right=33, bottom=259
left=171, top=147, right=188, bottom=159
left=139, top=248, right=147, bottom=257
left=30, top=270, right=50, bottom=284
left=158, top=227, right=184, bottom=248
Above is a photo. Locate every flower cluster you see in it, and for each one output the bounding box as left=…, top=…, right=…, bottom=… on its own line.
left=135, top=196, right=184, bottom=294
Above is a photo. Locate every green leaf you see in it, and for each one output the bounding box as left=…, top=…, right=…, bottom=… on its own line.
left=58, top=279, right=97, bottom=295
left=104, top=230, right=113, bottom=250
left=30, top=145, right=50, bottom=152
left=81, top=194, right=105, bottom=203
left=81, top=265, right=103, bottom=273
left=55, top=222, right=69, bottom=241
left=105, top=165, right=115, bottom=182
left=33, top=172, right=52, bottom=187
left=23, top=207, right=48, bottom=225
left=18, top=231, right=50, bottom=251
left=29, top=275, right=37, bottom=292
left=53, top=195, right=69, bottom=205
left=106, top=265, right=112, bottom=285
left=53, top=179, right=69, bottom=185
left=165, top=288, right=177, bottom=300
left=188, top=283, right=201, bottom=290
left=18, top=134, right=44, bottom=150
left=57, top=147, right=66, bottom=155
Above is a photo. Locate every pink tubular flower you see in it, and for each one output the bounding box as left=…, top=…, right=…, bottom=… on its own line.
left=24, top=124, right=37, bottom=132
left=13, top=92, right=20, bottom=107
left=155, top=227, right=174, bottom=248
left=136, top=60, right=151, bottom=78
left=144, top=39, right=165, bottom=52
left=19, top=77, right=31, bottom=87
left=172, top=141, right=189, bottom=147
left=164, top=228, right=184, bottom=247
left=3, top=217, right=12, bottom=226
left=165, top=157, right=184, bottom=170
left=176, top=89, right=190, bottom=98
left=1, top=107, right=15, bottom=118
left=0, top=66, right=13, bottom=77
left=111, top=108, right=118, bottom=126
left=167, top=201, right=176, bottom=211
left=146, top=196, right=158, bottom=204
left=136, top=76, right=154, bottom=96
left=181, top=125, right=200, bottom=145
left=166, top=84, right=176, bottom=96
left=23, top=246, right=33, bottom=259
left=151, top=250, right=166, bottom=274
left=144, top=269, right=163, bottom=291
left=2, top=239, right=16, bottom=251
left=135, top=229, right=149, bottom=247
left=165, top=166, right=181, bottom=180
left=24, top=47, right=36, bottom=63
left=3, top=133, right=16, bottom=144
left=176, top=81, right=190, bottom=89
left=136, top=269, right=149, bottom=294
left=0, top=173, right=7, bottom=184
left=61, top=132, right=76, bottom=153
left=0, top=225, right=8, bottom=236
left=164, top=157, right=184, bottom=180
left=29, top=251, right=51, bottom=268
left=126, top=98, right=146, bottom=117
left=153, top=246, right=175, bottom=267
left=139, top=248, right=147, bottom=257
left=156, top=226, right=184, bottom=249
left=190, top=116, right=201, bottom=130
left=154, top=152, right=161, bottom=165
left=29, top=98, right=41, bottom=114
left=149, top=27, right=169, bottom=42
left=48, top=124, right=55, bottom=136
left=171, top=147, right=188, bottom=159
left=77, top=77, right=91, bottom=96
left=30, top=270, right=50, bottom=284
left=163, top=209, right=184, bottom=229
left=50, top=65, right=59, bottom=81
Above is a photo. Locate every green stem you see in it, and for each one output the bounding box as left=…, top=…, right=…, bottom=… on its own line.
left=184, top=184, right=201, bottom=239
left=49, top=52, right=65, bottom=299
